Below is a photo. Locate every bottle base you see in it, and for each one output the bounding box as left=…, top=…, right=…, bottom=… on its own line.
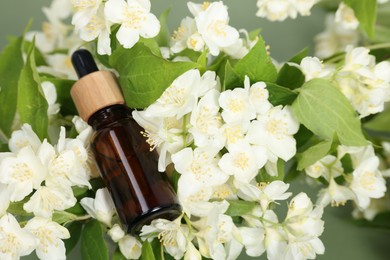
left=128, top=204, right=182, bottom=235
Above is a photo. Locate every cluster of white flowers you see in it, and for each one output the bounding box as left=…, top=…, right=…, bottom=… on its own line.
left=255, top=0, right=317, bottom=21
left=25, top=0, right=82, bottom=79
left=305, top=145, right=386, bottom=213
left=132, top=68, right=326, bottom=259
left=169, top=1, right=256, bottom=58
left=71, top=0, right=160, bottom=55
left=0, top=118, right=93, bottom=259
left=299, top=46, right=390, bottom=118
left=314, top=13, right=360, bottom=59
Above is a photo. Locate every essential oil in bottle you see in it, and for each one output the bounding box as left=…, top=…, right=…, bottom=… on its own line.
left=70, top=49, right=182, bottom=235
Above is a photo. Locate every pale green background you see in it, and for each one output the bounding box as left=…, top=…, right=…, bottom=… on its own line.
left=1, top=0, right=389, bottom=259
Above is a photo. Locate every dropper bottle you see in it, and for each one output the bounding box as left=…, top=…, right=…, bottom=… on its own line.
left=70, top=49, right=182, bottom=234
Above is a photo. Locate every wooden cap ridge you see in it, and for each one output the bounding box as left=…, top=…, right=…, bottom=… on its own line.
left=71, top=70, right=125, bottom=122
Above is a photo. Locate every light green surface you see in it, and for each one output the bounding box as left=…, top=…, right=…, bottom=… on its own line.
left=1, top=1, right=389, bottom=259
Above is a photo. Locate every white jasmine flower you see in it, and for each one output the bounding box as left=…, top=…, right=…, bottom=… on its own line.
left=71, top=0, right=102, bottom=30
left=41, top=81, right=61, bottom=117
left=305, top=155, right=343, bottom=181
left=239, top=227, right=265, bottom=257
left=172, top=147, right=229, bottom=187
left=184, top=242, right=202, bottom=260
left=132, top=111, right=187, bottom=172
left=0, top=213, right=38, bottom=259
left=335, top=2, right=359, bottom=30
left=314, top=14, right=359, bottom=59
left=177, top=176, right=215, bottom=217
left=284, top=238, right=325, bottom=260
left=264, top=226, right=287, bottom=260
left=219, top=140, right=267, bottom=183
left=26, top=0, right=73, bottom=53
left=193, top=1, right=240, bottom=56
left=193, top=205, right=240, bottom=260
left=80, top=188, right=116, bottom=227
left=219, top=82, right=256, bottom=125
left=246, top=106, right=299, bottom=162
left=145, top=69, right=202, bottom=119
left=0, top=146, right=45, bottom=202
left=8, top=123, right=41, bottom=153
left=24, top=217, right=70, bottom=260
left=336, top=73, right=387, bottom=117
left=170, top=17, right=199, bottom=53
left=256, top=0, right=295, bottom=21
left=338, top=145, right=376, bottom=167
left=119, top=235, right=142, bottom=259
left=0, top=184, right=10, bottom=216
left=299, top=57, right=334, bottom=82
left=237, top=181, right=291, bottom=211
left=140, top=216, right=188, bottom=260
left=283, top=193, right=325, bottom=259
left=247, top=77, right=272, bottom=115
left=350, top=157, right=386, bottom=209
left=378, top=0, right=389, bottom=3
left=72, top=116, right=93, bottom=145
left=189, top=89, right=224, bottom=149
left=342, top=46, right=374, bottom=76
left=256, top=0, right=316, bottom=21
left=104, top=0, right=160, bottom=49
left=108, top=224, right=126, bottom=242
left=317, top=178, right=355, bottom=207
left=108, top=224, right=142, bottom=259
left=41, top=137, right=91, bottom=189
left=221, top=122, right=248, bottom=148
left=23, top=184, right=77, bottom=218
left=291, top=0, right=317, bottom=16
left=38, top=51, right=78, bottom=80
left=187, top=33, right=205, bottom=52
left=78, top=7, right=112, bottom=55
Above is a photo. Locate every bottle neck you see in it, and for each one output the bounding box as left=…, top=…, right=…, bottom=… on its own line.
left=88, top=104, right=133, bottom=131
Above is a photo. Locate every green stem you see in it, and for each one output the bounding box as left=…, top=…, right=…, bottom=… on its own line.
left=182, top=214, right=194, bottom=235
left=365, top=42, right=390, bottom=51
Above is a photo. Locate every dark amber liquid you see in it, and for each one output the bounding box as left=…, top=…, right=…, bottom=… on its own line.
left=89, top=105, right=181, bottom=234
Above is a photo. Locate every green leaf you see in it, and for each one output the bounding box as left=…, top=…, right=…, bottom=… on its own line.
left=248, top=28, right=261, bottom=41
left=155, top=8, right=171, bottom=47
left=110, top=43, right=199, bottom=108
left=297, top=139, right=333, bottom=170
left=52, top=211, right=78, bottom=224
left=225, top=200, right=257, bottom=217
left=197, top=50, right=208, bottom=73
left=171, top=170, right=181, bottom=192
left=354, top=211, right=390, bottom=230
left=141, top=240, right=156, bottom=260
left=266, top=82, right=297, bottom=106
left=257, top=159, right=285, bottom=182
left=7, top=197, right=33, bottom=217
left=276, top=64, right=305, bottom=90
left=344, top=0, right=377, bottom=38
left=23, top=40, right=47, bottom=66
left=112, top=247, right=127, bottom=260
left=288, top=47, right=309, bottom=64
left=233, top=36, right=277, bottom=83
left=65, top=203, right=87, bottom=216
left=224, top=61, right=241, bottom=90
left=81, top=220, right=109, bottom=260
left=40, top=77, right=77, bottom=116
left=291, top=79, right=367, bottom=146
left=64, top=222, right=83, bottom=255
left=0, top=37, right=24, bottom=137
left=364, top=108, right=390, bottom=139
left=17, top=41, right=48, bottom=140
left=139, top=37, right=162, bottom=57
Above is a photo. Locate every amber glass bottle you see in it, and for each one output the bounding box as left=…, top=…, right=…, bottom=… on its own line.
left=71, top=49, right=181, bottom=234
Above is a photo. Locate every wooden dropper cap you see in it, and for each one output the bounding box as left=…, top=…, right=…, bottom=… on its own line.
left=70, top=49, right=125, bottom=122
